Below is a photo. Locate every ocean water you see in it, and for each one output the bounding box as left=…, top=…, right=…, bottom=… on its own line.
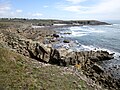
left=56, top=20, right=120, bottom=78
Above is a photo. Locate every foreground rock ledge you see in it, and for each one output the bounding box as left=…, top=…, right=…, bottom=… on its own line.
left=4, top=36, right=114, bottom=66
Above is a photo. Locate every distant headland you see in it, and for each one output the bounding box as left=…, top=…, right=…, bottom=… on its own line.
left=0, top=18, right=110, bottom=27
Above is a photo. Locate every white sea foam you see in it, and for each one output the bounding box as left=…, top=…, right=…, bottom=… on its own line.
left=71, top=25, right=104, bottom=32
left=113, top=24, right=120, bottom=25
left=69, top=26, right=83, bottom=31
left=71, top=30, right=87, bottom=37
left=82, top=25, right=89, bottom=27
left=81, top=45, right=96, bottom=51
left=104, top=25, right=113, bottom=27
left=89, top=27, right=105, bottom=33
left=69, top=26, right=105, bottom=37
left=80, top=44, right=120, bottom=58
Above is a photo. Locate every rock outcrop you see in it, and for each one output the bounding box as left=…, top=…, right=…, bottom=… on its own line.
left=0, top=29, right=114, bottom=65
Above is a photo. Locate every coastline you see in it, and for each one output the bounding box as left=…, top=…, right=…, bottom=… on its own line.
left=0, top=21, right=120, bottom=90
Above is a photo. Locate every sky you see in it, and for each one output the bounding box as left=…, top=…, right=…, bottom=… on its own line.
left=0, top=0, right=120, bottom=20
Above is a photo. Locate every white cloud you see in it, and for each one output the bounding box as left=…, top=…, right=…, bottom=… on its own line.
left=32, top=13, right=43, bottom=17
left=43, top=5, right=49, bottom=8
left=0, top=3, right=11, bottom=15
left=0, top=2, right=24, bottom=18
left=66, top=0, right=87, bottom=4
left=0, top=6, right=11, bottom=11
left=63, top=6, right=81, bottom=12
left=16, top=10, right=23, bottom=13
left=90, top=0, right=120, bottom=14
left=61, top=5, right=90, bottom=13
left=61, top=0, right=120, bottom=19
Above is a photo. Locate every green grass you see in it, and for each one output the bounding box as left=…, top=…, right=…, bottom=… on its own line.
left=0, top=47, right=95, bottom=90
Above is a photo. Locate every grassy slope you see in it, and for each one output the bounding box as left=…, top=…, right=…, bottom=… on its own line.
left=0, top=47, right=95, bottom=90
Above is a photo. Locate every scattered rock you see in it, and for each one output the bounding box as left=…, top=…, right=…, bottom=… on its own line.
left=63, top=40, right=70, bottom=43
left=53, top=34, right=59, bottom=38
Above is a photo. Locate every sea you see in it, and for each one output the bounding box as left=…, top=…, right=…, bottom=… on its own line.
left=55, top=20, right=120, bottom=79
